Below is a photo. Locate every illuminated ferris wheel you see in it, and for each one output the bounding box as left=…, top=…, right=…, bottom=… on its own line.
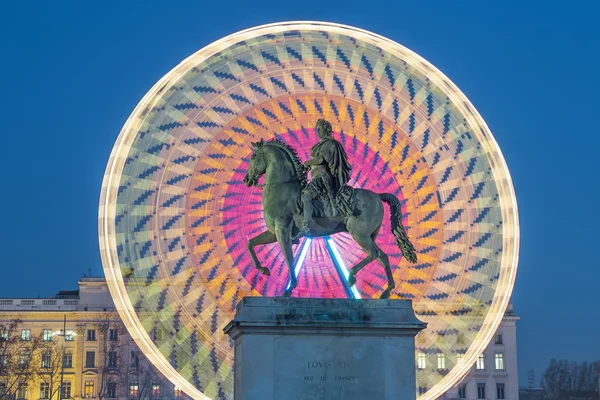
left=99, top=22, right=519, bottom=400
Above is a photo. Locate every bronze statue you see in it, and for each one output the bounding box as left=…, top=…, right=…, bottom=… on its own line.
left=243, top=119, right=417, bottom=298
left=294, top=119, right=353, bottom=240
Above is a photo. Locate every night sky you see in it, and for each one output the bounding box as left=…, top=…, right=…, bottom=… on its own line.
left=1, top=0, right=598, bottom=387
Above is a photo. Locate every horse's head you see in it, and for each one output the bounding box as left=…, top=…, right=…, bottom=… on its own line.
left=243, top=139, right=267, bottom=187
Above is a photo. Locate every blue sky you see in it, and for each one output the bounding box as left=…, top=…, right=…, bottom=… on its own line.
left=0, top=0, right=599, bottom=387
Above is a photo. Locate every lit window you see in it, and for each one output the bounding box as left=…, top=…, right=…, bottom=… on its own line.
left=64, top=330, right=75, bottom=342
left=476, top=354, right=485, bottom=370
left=41, top=352, right=51, bottom=368
left=84, top=381, right=95, bottom=398
left=152, top=384, right=161, bottom=398
left=129, top=384, right=139, bottom=399
left=495, top=353, right=505, bottom=370
left=17, top=384, right=28, bottom=400
left=85, top=351, right=96, bottom=368
left=106, top=382, right=117, bottom=399
left=20, top=329, right=31, bottom=341
left=43, top=329, right=53, bottom=342
left=40, top=383, right=50, bottom=399
left=495, top=334, right=503, bottom=344
left=456, top=353, right=464, bottom=365
left=477, top=382, right=485, bottom=399
left=0, top=328, right=7, bottom=340
left=87, top=330, right=96, bottom=341
left=0, top=355, right=7, bottom=367
left=496, top=383, right=505, bottom=399
left=417, top=352, right=427, bottom=369
left=437, top=354, right=446, bottom=370
left=61, top=382, right=71, bottom=399
left=458, top=385, right=466, bottom=398
left=174, top=386, right=182, bottom=398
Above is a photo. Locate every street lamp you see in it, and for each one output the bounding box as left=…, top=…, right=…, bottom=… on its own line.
left=53, top=315, right=76, bottom=400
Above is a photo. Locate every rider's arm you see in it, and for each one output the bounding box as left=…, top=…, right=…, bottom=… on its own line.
left=304, top=155, right=324, bottom=166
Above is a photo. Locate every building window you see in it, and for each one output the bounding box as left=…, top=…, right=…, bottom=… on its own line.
left=108, top=351, right=117, bottom=368
left=20, top=329, right=31, bottom=341
left=495, top=353, right=505, bottom=370
left=495, top=334, right=503, bottom=344
left=0, top=328, right=8, bottom=341
left=109, top=329, right=119, bottom=341
left=130, top=351, right=140, bottom=368
left=152, top=384, right=161, bottom=398
left=417, top=352, right=426, bottom=369
left=106, top=383, right=117, bottom=399
left=476, top=354, right=485, bottom=370
left=61, top=382, right=71, bottom=400
left=417, top=387, right=427, bottom=395
left=18, top=351, right=31, bottom=367
left=85, top=351, right=96, bottom=368
left=40, top=383, right=50, bottom=399
left=477, top=382, right=486, bottom=399
left=17, top=384, right=28, bottom=400
left=84, top=381, right=95, bottom=398
left=43, top=329, right=53, bottom=342
left=63, top=352, right=73, bottom=368
left=129, top=384, right=139, bottom=399
left=496, top=383, right=505, bottom=399
left=0, top=383, right=6, bottom=398
left=456, top=353, right=464, bottom=365
left=437, top=354, right=446, bottom=370
left=458, top=384, right=466, bottom=398
left=64, top=330, right=75, bottom=342
left=41, top=352, right=51, bottom=368
left=0, top=355, right=7, bottom=368
left=174, top=386, right=182, bottom=398
left=87, top=330, right=96, bottom=341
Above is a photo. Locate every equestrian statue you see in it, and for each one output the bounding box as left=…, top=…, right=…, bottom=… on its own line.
left=243, top=118, right=417, bottom=298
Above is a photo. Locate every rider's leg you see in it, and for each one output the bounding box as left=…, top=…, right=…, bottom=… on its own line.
left=292, top=190, right=312, bottom=240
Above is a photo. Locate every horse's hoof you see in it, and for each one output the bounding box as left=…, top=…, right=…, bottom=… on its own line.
left=380, top=289, right=392, bottom=299
left=348, top=274, right=356, bottom=287
left=258, top=267, right=270, bottom=276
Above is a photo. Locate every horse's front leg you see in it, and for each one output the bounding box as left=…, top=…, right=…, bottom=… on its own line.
left=248, top=230, right=277, bottom=276
left=275, top=225, right=296, bottom=297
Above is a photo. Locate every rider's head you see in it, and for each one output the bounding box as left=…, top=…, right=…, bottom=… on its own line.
left=316, top=118, right=333, bottom=140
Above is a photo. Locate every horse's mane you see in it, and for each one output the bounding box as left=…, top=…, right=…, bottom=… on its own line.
left=264, top=139, right=308, bottom=188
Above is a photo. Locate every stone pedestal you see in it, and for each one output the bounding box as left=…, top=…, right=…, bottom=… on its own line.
left=224, top=297, right=426, bottom=400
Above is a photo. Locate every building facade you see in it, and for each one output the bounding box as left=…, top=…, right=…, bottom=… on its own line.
left=442, top=305, right=520, bottom=400
left=1, top=278, right=518, bottom=400
left=0, top=278, right=187, bottom=400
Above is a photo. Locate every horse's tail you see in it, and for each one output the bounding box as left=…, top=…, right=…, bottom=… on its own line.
left=379, top=193, right=417, bottom=264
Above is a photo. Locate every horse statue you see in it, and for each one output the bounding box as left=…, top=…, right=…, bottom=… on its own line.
left=243, top=138, right=417, bottom=299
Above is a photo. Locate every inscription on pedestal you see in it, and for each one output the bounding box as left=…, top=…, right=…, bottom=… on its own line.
left=273, top=336, right=382, bottom=400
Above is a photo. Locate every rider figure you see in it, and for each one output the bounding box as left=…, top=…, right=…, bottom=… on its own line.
left=293, top=118, right=352, bottom=240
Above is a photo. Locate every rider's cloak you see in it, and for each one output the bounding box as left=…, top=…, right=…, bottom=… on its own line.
left=311, top=137, right=352, bottom=192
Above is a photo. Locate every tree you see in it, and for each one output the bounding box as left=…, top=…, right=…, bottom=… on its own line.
left=36, top=336, right=69, bottom=400
left=122, top=349, right=166, bottom=400
left=0, top=319, right=42, bottom=400
left=92, top=314, right=126, bottom=400
left=541, top=359, right=599, bottom=400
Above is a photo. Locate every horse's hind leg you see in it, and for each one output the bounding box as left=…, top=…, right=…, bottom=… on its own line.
left=348, top=231, right=395, bottom=299
left=248, top=230, right=277, bottom=276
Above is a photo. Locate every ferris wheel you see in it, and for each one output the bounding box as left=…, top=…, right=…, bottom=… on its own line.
left=99, top=22, right=519, bottom=400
